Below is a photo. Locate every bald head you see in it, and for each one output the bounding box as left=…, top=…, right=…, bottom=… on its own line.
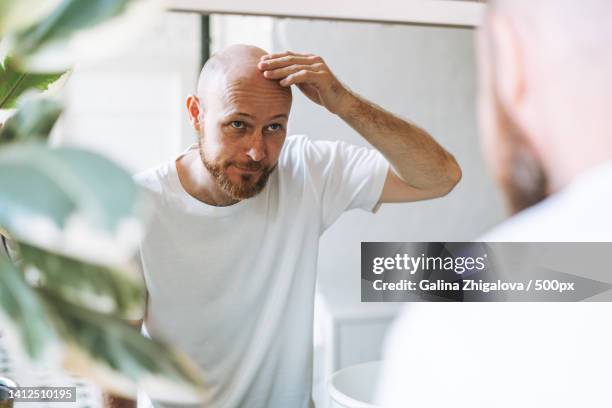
left=197, top=44, right=292, bottom=110
left=486, top=0, right=612, bottom=93
left=185, top=44, right=293, bottom=202
left=478, top=0, right=612, bottom=209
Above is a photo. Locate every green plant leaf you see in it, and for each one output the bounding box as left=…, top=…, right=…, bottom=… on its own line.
left=0, top=257, right=59, bottom=360
left=11, top=0, right=132, bottom=58
left=0, top=57, right=64, bottom=109
left=0, top=98, right=62, bottom=144
left=16, top=242, right=145, bottom=319
left=42, top=291, right=206, bottom=402
left=0, top=144, right=146, bottom=265
left=0, top=0, right=62, bottom=35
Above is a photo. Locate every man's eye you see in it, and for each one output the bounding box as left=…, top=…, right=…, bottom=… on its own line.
left=266, top=123, right=282, bottom=132
left=230, top=121, right=245, bottom=129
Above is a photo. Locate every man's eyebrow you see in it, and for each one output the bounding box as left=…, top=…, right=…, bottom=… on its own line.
left=269, top=114, right=289, bottom=120
left=232, top=112, right=254, bottom=118
left=226, top=112, right=288, bottom=120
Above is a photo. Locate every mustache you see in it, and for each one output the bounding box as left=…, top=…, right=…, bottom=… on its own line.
left=228, top=161, right=264, bottom=171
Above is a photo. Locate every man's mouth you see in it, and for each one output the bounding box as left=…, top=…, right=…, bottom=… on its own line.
left=232, top=164, right=263, bottom=173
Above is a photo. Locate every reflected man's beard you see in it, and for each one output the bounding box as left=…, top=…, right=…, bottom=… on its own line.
left=198, top=139, right=275, bottom=200
left=493, top=95, right=549, bottom=215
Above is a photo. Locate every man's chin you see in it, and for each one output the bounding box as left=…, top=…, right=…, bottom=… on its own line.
left=226, top=183, right=264, bottom=200
left=221, top=172, right=270, bottom=200
left=200, top=152, right=276, bottom=201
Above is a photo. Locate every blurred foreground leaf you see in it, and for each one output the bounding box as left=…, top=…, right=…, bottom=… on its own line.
left=0, top=144, right=145, bottom=265
left=43, top=291, right=206, bottom=402
left=0, top=0, right=62, bottom=35
left=0, top=57, right=64, bottom=109
left=7, top=0, right=161, bottom=73
left=0, top=98, right=62, bottom=144
left=0, top=257, right=58, bottom=359
left=17, top=242, right=145, bottom=319
left=11, top=0, right=132, bottom=57
left=0, top=259, right=204, bottom=402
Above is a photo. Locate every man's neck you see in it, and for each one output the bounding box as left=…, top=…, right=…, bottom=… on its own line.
left=175, top=150, right=239, bottom=207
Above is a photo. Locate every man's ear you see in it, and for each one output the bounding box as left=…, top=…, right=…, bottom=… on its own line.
left=488, top=13, right=525, bottom=112
left=186, top=95, right=202, bottom=131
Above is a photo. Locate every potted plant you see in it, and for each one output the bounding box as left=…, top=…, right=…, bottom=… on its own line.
left=0, top=0, right=204, bottom=404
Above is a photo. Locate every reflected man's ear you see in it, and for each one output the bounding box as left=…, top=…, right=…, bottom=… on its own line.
left=186, top=95, right=202, bottom=131
left=488, top=12, right=525, bottom=114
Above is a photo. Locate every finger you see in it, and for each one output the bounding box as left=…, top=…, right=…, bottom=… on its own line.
left=260, top=50, right=313, bottom=60
left=258, top=55, right=321, bottom=71
left=279, top=70, right=323, bottom=87
left=263, top=63, right=325, bottom=80
left=260, top=50, right=314, bottom=61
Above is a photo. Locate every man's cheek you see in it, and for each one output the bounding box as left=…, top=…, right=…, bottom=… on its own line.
left=204, top=132, right=231, bottom=161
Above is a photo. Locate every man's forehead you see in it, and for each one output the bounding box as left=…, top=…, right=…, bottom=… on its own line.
left=223, top=76, right=291, bottom=99
left=199, top=47, right=292, bottom=116
left=220, top=110, right=290, bottom=121
left=207, top=76, right=292, bottom=114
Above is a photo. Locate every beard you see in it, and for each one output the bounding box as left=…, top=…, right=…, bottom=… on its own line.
left=197, top=137, right=275, bottom=201
left=493, top=94, right=549, bottom=215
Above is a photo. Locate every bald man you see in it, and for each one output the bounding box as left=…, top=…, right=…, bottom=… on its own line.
left=376, top=1, right=612, bottom=407
left=113, top=45, right=460, bottom=408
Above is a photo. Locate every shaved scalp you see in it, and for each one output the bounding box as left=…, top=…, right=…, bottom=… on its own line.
left=482, top=0, right=612, bottom=209
left=189, top=44, right=293, bottom=202
left=488, top=0, right=612, bottom=78
left=485, top=0, right=612, bottom=145
left=196, top=44, right=291, bottom=111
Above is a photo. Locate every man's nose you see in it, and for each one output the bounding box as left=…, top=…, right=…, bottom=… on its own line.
left=245, top=133, right=266, bottom=162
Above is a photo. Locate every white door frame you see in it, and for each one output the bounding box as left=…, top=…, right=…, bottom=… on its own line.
left=164, top=0, right=485, bottom=28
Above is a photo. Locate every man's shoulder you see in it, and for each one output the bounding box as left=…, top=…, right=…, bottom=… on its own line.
left=278, top=134, right=312, bottom=174
left=279, top=134, right=347, bottom=170
left=482, top=167, right=612, bottom=242
left=280, top=134, right=313, bottom=162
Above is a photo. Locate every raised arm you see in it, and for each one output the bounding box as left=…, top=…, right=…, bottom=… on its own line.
left=337, top=91, right=461, bottom=202
left=258, top=51, right=462, bottom=204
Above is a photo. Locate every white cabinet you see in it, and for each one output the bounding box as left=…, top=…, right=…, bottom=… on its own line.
left=313, top=292, right=400, bottom=408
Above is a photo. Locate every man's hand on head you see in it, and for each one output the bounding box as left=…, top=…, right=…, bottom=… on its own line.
left=258, top=51, right=352, bottom=115
left=259, top=50, right=461, bottom=204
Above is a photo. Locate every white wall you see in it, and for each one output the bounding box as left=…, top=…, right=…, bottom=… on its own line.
left=210, top=15, right=274, bottom=53
left=59, top=11, right=202, bottom=173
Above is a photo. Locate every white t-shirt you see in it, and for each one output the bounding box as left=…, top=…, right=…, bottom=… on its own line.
left=375, top=160, right=612, bottom=408
left=134, top=135, right=389, bottom=408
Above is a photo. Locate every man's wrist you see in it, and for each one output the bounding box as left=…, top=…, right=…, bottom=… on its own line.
left=334, top=87, right=362, bottom=118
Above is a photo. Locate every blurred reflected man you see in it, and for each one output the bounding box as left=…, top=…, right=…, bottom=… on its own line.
left=107, top=45, right=460, bottom=408
left=376, top=1, right=612, bottom=407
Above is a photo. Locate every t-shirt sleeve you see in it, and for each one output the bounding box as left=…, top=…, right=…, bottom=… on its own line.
left=128, top=247, right=147, bottom=322
left=301, top=137, right=389, bottom=231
